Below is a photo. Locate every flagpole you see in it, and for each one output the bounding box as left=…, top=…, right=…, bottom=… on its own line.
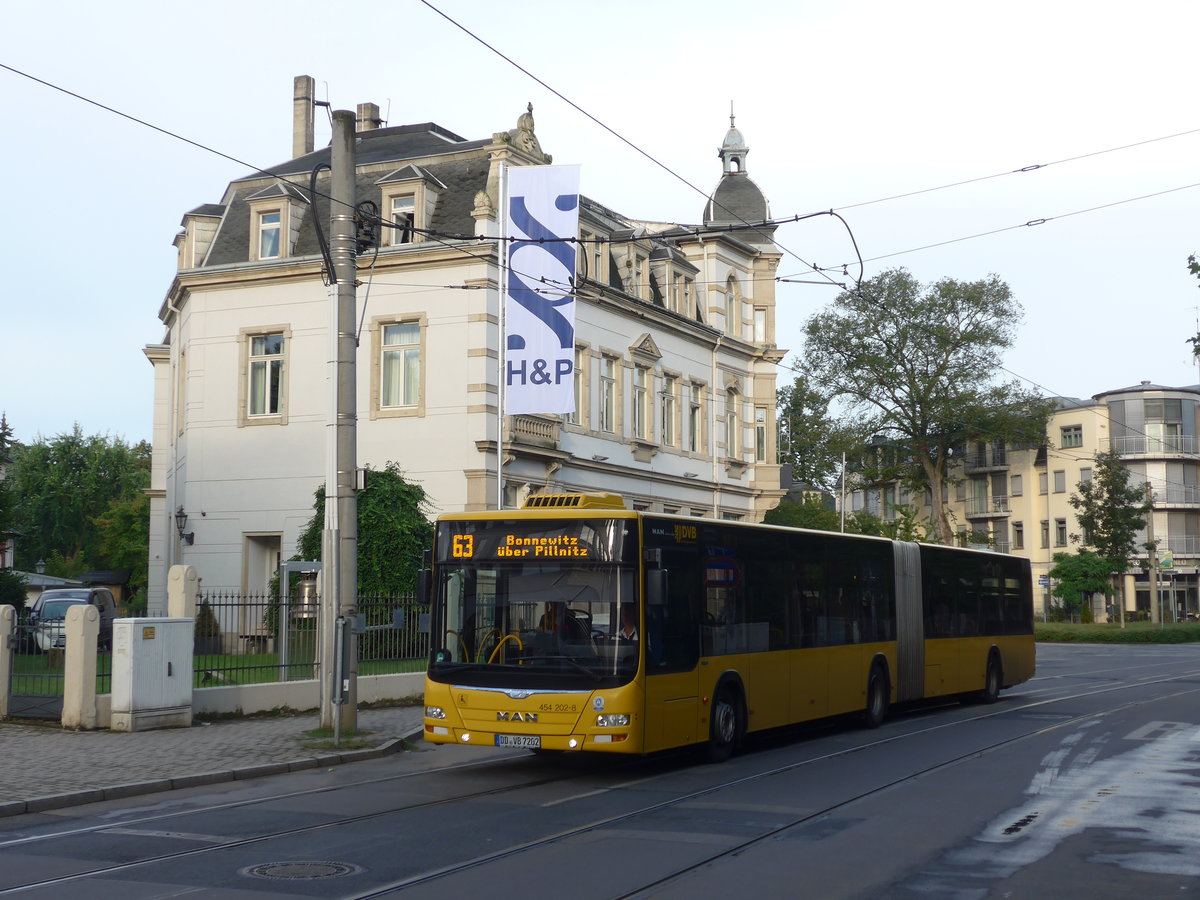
left=496, top=162, right=509, bottom=512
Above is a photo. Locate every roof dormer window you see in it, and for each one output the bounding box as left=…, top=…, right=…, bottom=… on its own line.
left=257, top=211, right=281, bottom=259
left=377, top=164, right=445, bottom=249
left=389, top=194, right=415, bottom=245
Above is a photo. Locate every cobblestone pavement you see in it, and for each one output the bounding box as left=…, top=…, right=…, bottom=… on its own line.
left=0, top=705, right=426, bottom=817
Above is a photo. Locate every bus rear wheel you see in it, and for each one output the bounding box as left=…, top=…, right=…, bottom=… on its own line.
left=979, top=656, right=1002, bottom=704
left=862, top=666, right=889, bottom=729
left=705, top=686, right=741, bottom=763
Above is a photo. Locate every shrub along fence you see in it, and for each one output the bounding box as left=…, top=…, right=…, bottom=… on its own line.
left=194, top=591, right=429, bottom=687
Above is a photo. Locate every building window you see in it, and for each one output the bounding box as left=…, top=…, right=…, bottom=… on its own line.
left=1053, top=470, right=1066, bottom=493
left=688, top=383, right=703, bottom=453
left=1060, top=424, right=1083, bottom=449
left=600, top=357, right=616, bottom=433
left=1055, top=518, right=1068, bottom=547
left=1011, top=474, right=1023, bottom=497
left=248, top=332, right=284, bottom=417
left=753, top=307, right=766, bottom=343
left=389, top=195, right=415, bottom=244
left=755, top=406, right=767, bottom=462
left=1012, top=522, right=1024, bottom=550
left=631, top=256, right=646, bottom=299
left=593, top=238, right=604, bottom=284
left=175, top=348, right=187, bottom=436
left=1040, top=520, right=1050, bottom=548
left=257, top=211, right=281, bottom=259
left=632, top=365, right=650, bottom=439
left=381, top=322, right=420, bottom=408
left=724, top=389, right=739, bottom=457
left=725, top=278, right=737, bottom=335
left=1080, top=467, right=1092, bottom=484
left=568, top=347, right=586, bottom=426
left=661, top=375, right=677, bottom=447
left=1039, top=472, right=1048, bottom=494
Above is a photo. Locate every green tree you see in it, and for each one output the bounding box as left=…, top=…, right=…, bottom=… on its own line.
left=802, top=268, right=1052, bottom=544
left=94, top=492, right=151, bottom=610
left=295, top=462, right=433, bottom=595
left=764, top=495, right=841, bottom=531
left=776, top=375, right=852, bottom=492
left=0, top=413, right=16, bottom=544
left=1048, top=550, right=1114, bottom=622
left=8, top=426, right=150, bottom=571
left=1068, top=449, right=1151, bottom=617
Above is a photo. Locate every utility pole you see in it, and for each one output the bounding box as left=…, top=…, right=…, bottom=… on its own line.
left=321, top=109, right=358, bottom=735
left=1146, top=482, right=1159, bottom=626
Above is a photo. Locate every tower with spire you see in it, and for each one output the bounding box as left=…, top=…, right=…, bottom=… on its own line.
left=703, top=109, right=775, bottom=245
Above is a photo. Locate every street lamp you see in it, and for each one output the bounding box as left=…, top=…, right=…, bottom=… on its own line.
left=175, top=507, right=194, bottom=545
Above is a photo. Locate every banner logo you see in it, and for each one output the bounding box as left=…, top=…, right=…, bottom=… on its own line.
left=504, top=165, right=580, bottom=415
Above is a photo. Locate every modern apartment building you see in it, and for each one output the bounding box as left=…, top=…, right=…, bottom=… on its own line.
left=848, top=381, right=1200, bottom=621
left=143, top=77, right=786, bottom=612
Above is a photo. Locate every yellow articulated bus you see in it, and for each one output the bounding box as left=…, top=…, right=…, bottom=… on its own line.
left=421, top=493, right=1034, bottom=760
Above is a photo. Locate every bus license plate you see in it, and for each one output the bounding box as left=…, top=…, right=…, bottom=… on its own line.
left=495, top=734, right=540, bottom=749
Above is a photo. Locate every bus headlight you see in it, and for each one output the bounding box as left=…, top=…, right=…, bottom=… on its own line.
left=596, top=714, right=630, bottom=727
left=426, top=706, right=446, bottom=720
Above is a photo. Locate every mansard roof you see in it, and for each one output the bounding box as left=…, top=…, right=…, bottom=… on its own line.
left=201, top=125, right=491, bottom=267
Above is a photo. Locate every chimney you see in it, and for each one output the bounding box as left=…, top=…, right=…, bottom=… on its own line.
left=293, top=75, right=315, bottom=158
left=357, top=102, right=382, bottom=132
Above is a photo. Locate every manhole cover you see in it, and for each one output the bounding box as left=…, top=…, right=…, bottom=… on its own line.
left=241, top=861, right=363, bottom=880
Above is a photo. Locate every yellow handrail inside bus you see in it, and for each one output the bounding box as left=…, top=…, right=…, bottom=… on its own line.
left=445, top=629, right=469, bottom=661
left=487, top=633, right=525, bottom=664
left=475, top=628, right=500, bottom=662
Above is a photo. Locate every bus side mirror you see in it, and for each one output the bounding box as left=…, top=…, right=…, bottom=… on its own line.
left=417, top=550, right=432, bottom=603
left=646, top=569, right=668, bottom=607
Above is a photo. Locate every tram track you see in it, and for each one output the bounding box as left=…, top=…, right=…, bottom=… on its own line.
left=2, top=662, right=1199, bottom=897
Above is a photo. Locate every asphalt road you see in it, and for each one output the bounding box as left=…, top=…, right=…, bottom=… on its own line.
left=2, top=643, right=1199, bottom=899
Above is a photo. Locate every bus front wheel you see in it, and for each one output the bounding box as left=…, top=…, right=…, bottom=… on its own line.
left=705, top=686, right=742, bottom=763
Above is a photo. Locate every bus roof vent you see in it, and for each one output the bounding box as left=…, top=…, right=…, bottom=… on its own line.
left=522, top=492, right=627, bottom=510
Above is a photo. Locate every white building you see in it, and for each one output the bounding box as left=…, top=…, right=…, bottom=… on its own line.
left=143, top=78, right=788, bottom=612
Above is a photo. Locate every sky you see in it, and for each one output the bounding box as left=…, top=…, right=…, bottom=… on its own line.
left=3, top=0, right=1199, bottom=447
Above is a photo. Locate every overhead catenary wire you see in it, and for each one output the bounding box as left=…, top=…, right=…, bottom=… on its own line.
left=4, top=54, right=1192, bottom=491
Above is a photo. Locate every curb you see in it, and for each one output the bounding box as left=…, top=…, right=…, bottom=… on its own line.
left=0, top=729, right=424, bottom=819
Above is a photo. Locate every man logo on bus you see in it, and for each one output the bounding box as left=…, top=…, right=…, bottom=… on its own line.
left=497, top=711, right=539, bottom=723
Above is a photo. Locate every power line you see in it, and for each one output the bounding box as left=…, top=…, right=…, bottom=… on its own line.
left=832, top=125, right=1200, bottom=212
left=415, top=0, right=853, bottom=294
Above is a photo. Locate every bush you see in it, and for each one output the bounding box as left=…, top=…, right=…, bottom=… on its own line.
left=1035, top=621, right=1200, bottom=643
left=195, top=600, right=220, bottom=637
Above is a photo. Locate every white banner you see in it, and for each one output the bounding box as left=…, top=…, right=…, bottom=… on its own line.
left=504, top=165, right=580, bottom=415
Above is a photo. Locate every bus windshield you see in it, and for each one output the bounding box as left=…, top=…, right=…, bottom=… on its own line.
left=428, top=518, right=639, bottom=688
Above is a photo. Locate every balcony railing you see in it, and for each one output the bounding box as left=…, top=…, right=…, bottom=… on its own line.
left=963, top=449, right=1009, bottom=472
left=1110, top=435, right=1200, bottom=457
left=1131, top=535, right=1200, bottom=557
left=965, top=495, right=1010, bottom=517
left=1158, top=486, right=1200, bottom=507
left=511, top=414, right=560, bottom=448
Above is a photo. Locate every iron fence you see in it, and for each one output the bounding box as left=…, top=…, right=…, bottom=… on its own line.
left=195, top=591, right=430, bottom=687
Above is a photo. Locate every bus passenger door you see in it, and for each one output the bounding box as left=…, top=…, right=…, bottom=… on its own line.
left=644, top=670, right=699, bottom=752
left=642, top=566, right=701, bottom=753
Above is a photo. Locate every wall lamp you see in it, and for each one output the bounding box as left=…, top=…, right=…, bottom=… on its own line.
left=175, top=507, right=195, bottom=545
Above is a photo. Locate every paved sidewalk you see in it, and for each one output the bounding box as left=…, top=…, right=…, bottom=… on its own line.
left=0, top=705, right=426, bottom=818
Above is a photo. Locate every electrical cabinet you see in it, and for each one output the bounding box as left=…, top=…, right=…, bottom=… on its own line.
left=110, top=618, right=194, bottom=731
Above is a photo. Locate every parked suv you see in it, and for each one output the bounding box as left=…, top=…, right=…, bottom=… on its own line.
left=27, top=588, right=118, bottom=652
